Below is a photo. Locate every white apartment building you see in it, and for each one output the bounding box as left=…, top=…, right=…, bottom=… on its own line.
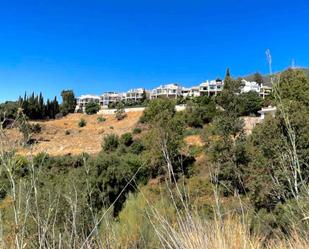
left=241, top=79, right=261, bottom=93
left=182, top=86, right=200, bottom=98
left=76, top=95, right=100, bottom=112
left=75, top=77, right=272, bottom=112
left=240, top=79, right=272, bottom=99
left=181, top=87, right=191, bottom=98
left=150, top=83, right=183, bottom=99
left=125, top=88, right=148, bottom=102
left=100, top=92, right=123, bottom=107
left=199, top=79, right=224, bottom=96
left=260, top=85, right=272, bottom=99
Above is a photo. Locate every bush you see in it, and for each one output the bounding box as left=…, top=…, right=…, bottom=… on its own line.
left=18, top=121, right=41, bottom=145
left=0, top=101, right=19, bottom=120
left=102, top=134, right=119, bottom=152
left=65, top=130, right=70, bottom=135
left=130, top=140, right=145, bottom=154
left=78, top=118, right=87, bottom=127
left=115, top=103, right=127, bottom=121
left=97, top=116, right=106, bottom=123
left=132, top=127, right=142, bottom=134
left=140, top=99, right=175, bottom=123
left=237, top=91, right=263, bottom=116
left=184, top=97, right=217, bottom=128
left=85, top=102, right=101, bottom=115
left=120, top=133, right=133, bottom=146
left=30, top=123, right=42, bottom=133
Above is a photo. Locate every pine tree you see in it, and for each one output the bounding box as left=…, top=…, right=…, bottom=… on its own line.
left=61, top=90, right=76, bottom=115
left=253, top=72, right=264, bottom=85
left=225, top=68, right=231, bottom=79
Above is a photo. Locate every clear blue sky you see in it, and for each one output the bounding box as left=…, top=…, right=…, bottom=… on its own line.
left=0, top=0, right=309, bottom=102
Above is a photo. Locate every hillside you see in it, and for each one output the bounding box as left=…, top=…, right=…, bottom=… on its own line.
left=244, top=67, right=309, bottom=86
left=3, top=112, right=143, bottom=156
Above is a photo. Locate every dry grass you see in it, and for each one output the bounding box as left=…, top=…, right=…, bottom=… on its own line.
left=184, top=135, right=204, bottom=147
left=2, top=112, right=142, bottom=156
left=153, top=211, right=309, bottom=249
left=242, top=116, right=261, bottom=135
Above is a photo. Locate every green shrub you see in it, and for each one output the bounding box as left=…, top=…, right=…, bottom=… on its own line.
left=184, top=128, right=202, bottom=137
left=78, top=118, right=87, bottom=127
left=184, top=97, right=217, bottom=128
left=237, top=91, right=263, bottom=116
left=102, top=134, right=119, bottom=152
left=30, top=123, right=42, bottom=133
left=85, top=102, right=100, bottom=115
left=120, top=133, right=133, bottom=146
left=97, top=116, right=106, bottom=123
left=140, top=99, right=175, bottom=123
left=132, top=127, right=142, bottom=134
left=0, top=101, right=19, bottom=120
left=130, top=140, right=144, bottom=154
left=115, top=103, right=127, bottom=121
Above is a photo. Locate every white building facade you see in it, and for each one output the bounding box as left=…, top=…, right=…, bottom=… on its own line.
left=76, top=95, right=101, bottom=112
left=100, top=92, right=123, bottom=107
left=241, top=79, right=261, bottom=93
left=199, top=79, right=224, bottom=96
left=150, top=83, right=183, bottom=99
left=75, top=77, right=272, bottom=113
left=125, top=88, right=148, bottom=102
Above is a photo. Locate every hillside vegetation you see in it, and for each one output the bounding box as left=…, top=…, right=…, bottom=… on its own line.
left=0, top=68, right=309, bottom=248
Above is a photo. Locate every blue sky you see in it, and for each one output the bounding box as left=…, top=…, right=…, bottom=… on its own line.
left=0, top=0, right=309, bottom=102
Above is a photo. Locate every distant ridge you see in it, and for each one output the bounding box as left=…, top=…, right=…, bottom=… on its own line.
left=244, top=67, right=309, bottom=86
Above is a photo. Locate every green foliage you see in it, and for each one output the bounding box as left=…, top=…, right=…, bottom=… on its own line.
left=90, top=152, right=148, bottom=215
left=211, top=113, right=244, bottom=138
left=204, top=114, right=246, bottom=196
left=60, top=90, right=76, bottom=115
left=17, top=116, right=41, bottom=145
left=142, top=101, right=193, bottom=178
left=215, top=70, right=263, bottom=117
left=19, top=93, right=60, bottom=119
left=275, top=69, right=309, bottom=106
left=184, top=96, right=217, bottom=128
left=140, top=98, right=175, bottom=123
left=97, top=116, right=106, bottom=123
left=237, top=91, right=263, bottom=116
left=31, top=123, right=42, bottom=133
left=120, top=132, right=133, bottom=146
left=204, top=68, right=309, bottom=223
left=216, top=70, right=243, bottom=113
left=78, top=118, right=87, bottom=127
left=183, top=127, right=202, bottom=137
left=85, top=101, right=100, bottom=115
left=132, top=127, right=142, bottom=134
left=253, top=72, right=264, bottom=84
left=130, top=140, right=145, bottom=154
left=112, top=192, right=158, bottom=248
left=102, top=134, right=119, bottom=152
left=0, top=101, right=19, bottom=120
left=115, top=103, right=127, bottom=120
